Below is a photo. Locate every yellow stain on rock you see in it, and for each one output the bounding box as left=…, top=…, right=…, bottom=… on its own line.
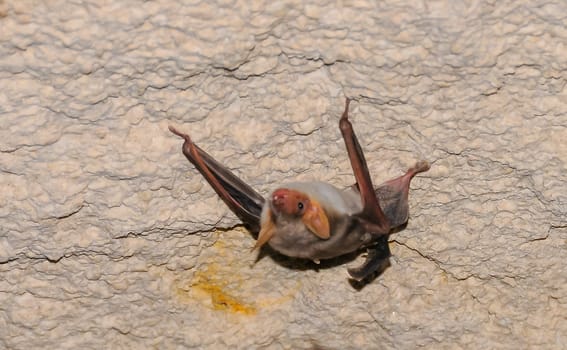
left=189, top=264, right=257, bottom=315
left=174, top=231, right=258, bottom=316
left=174, top=227, right=300, bottom=315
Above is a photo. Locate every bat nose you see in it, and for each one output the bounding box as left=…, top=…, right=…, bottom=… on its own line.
left=271, top=190, right=288, bottom=209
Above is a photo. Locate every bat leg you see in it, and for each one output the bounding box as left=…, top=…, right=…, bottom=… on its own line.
left=347, top=236, right=391, bottom=281
left=169, top=126, right=265, bottom=233
left=339, top=98, right=390, bottom=234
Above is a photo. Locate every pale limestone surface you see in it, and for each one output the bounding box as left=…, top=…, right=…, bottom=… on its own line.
left=1, top=0, right=566, bottom=349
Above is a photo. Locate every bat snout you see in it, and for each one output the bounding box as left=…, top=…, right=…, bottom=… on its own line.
left=270, top=189, right=291, bottom=214
left=270, top=188, right=308, bottom=216
left=271, top=190, right=287, bottom=206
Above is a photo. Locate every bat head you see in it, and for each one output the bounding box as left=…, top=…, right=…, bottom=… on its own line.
left=253, top=188, right=331, bottom=250
left=271, top=188, right=310, bottom=217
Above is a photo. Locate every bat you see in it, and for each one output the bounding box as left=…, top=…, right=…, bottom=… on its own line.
left=169, top=98, right=429, bottom=281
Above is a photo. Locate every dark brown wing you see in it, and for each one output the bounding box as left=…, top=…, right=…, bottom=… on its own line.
left=170, top=126, right=265, bottom=233
left=375, top=161, right=430, bottom=228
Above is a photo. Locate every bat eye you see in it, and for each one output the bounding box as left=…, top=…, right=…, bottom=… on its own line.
left=297, top=202, right=304, bottom=212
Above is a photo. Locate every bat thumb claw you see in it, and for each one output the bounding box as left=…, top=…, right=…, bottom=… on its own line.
left=168, top=125, right=192, bottom=144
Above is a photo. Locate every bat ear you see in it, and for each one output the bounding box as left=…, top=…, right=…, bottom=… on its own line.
left=302, top=200, right=330, bottom=239
left=252, top=209, right=276, bottom=250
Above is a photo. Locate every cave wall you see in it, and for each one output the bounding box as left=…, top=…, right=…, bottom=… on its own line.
left=1, top=1, right=566, bottom=348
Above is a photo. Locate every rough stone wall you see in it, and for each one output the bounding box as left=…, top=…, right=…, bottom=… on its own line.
left=1, top=0, right=566, bottom=349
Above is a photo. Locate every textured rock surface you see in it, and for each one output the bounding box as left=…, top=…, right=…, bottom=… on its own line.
left=1, top=0, right=566, bottom=349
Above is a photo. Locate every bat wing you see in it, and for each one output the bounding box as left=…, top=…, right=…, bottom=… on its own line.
left=374, top=183, right=410, bottom=228
left=170, top=126, right=265, bottom=233
left=375, top=160, right=430, bottom=228
left=346, top=162, right=428, bottom=281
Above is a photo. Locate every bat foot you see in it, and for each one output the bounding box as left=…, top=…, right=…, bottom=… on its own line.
left=347, top=240, right=391, bottom=281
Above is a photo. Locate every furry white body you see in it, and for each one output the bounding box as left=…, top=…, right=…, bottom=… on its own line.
left=261, top=182, right=373, bottom=261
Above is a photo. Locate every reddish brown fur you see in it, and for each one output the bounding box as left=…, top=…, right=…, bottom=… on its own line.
left=271, top=188, right=310, bottom=216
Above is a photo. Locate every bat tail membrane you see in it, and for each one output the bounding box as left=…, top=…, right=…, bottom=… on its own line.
left=169, top=126, right=265, bottom=233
